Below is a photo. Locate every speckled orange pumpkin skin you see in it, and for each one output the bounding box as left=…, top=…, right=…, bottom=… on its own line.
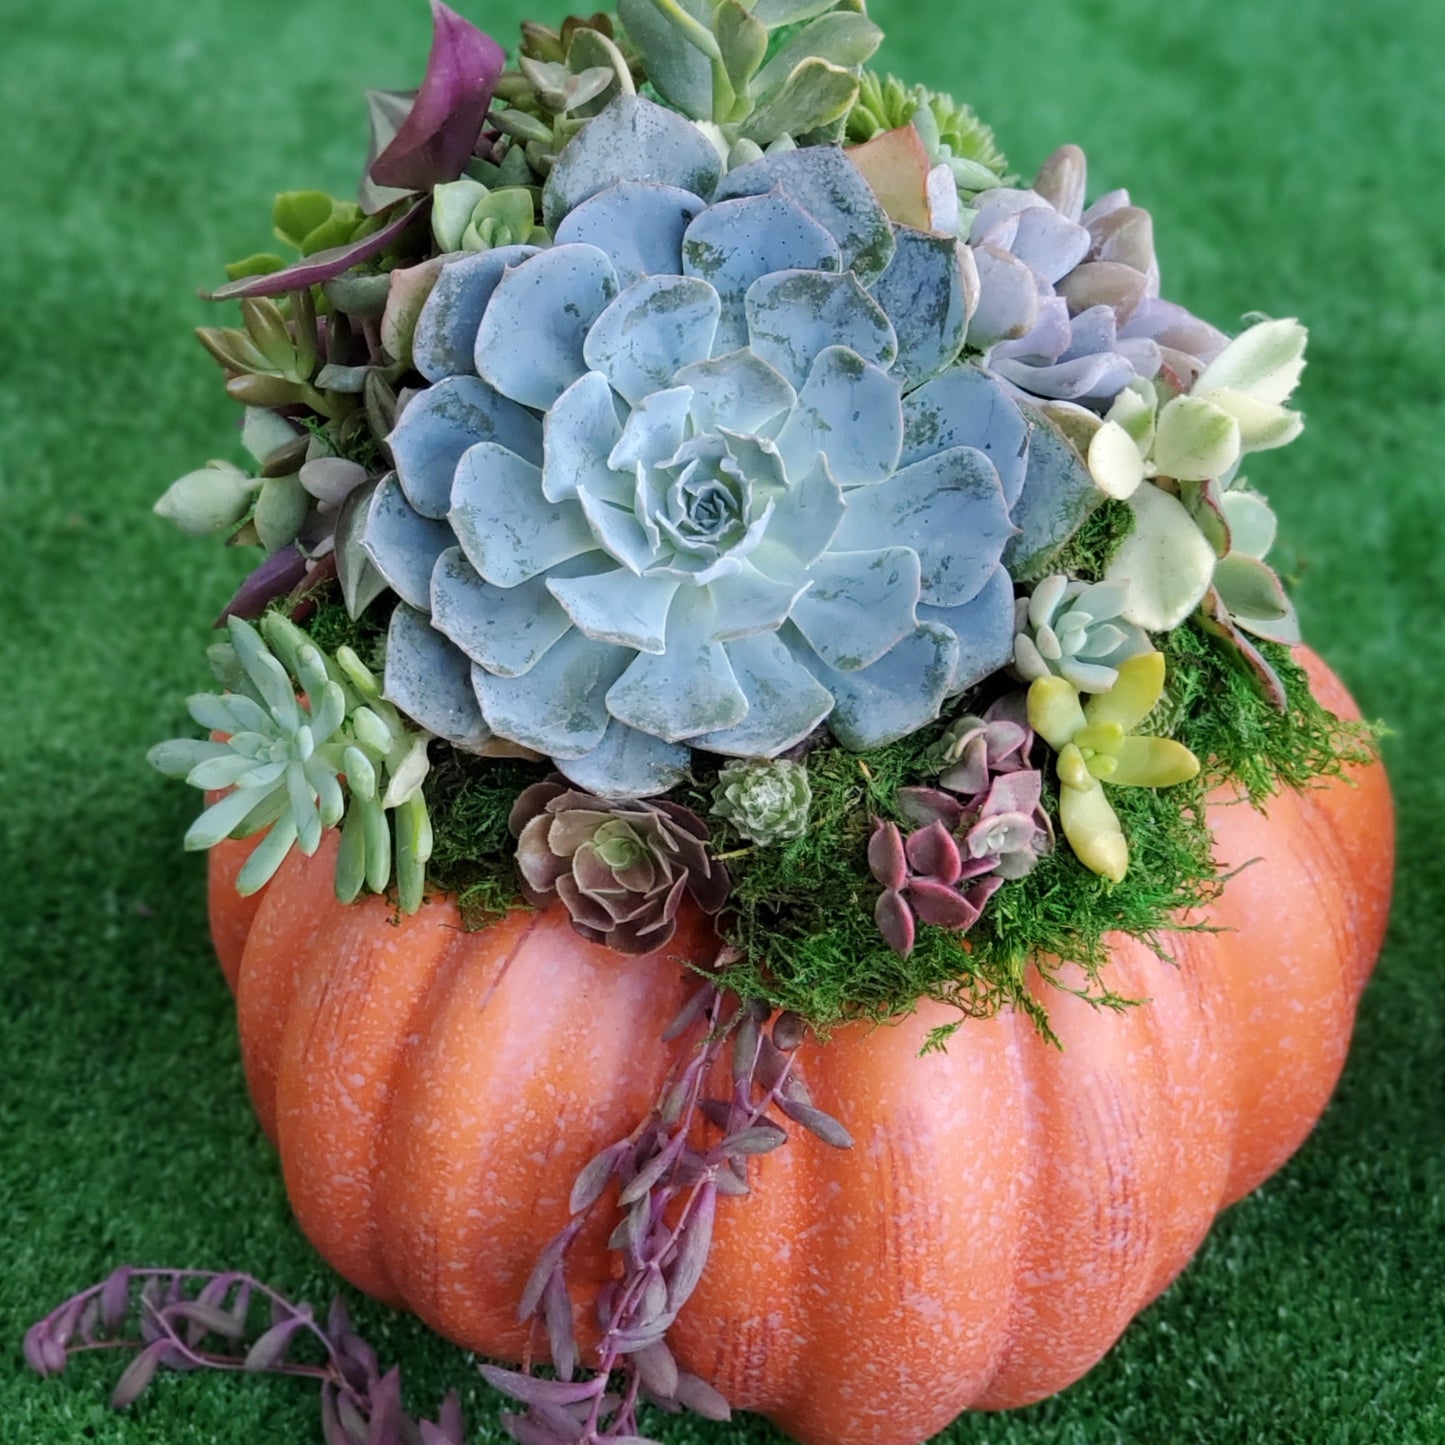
left=208, top=649, right=1392, bottom=1445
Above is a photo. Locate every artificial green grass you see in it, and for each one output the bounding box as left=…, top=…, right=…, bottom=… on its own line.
left=1, top=0, right=1441, bottom=1441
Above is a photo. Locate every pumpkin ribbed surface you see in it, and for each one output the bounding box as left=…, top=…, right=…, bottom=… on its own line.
left=207, top=651, right=1392, bottom=1445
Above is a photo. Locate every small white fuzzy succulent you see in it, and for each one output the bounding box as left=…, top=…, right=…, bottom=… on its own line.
left=1013, top=575, right=1152, bottom=694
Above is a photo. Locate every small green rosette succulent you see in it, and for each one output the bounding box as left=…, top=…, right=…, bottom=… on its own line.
left=710, top=759, right=812, bottom=846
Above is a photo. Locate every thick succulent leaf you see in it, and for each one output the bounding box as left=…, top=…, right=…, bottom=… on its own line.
left=1203, top=386, right=1305, bottom=453
left=576, top=487, right=656, bottom=573
left=706, top=565, right=808, bottom=641
left=543, top=371, right=626, bottom=504
left=739, top=58, right=860, bottom=148
left=690, top=632, right=834, bottom=757
left=793, top=622, right=957, bottom=751
left=916, top=563, right=1016, bottom=695
left=682, top=194, right=841, bottom=354
left=868, top=230, right=972, bottom=390
left=775, top=345, right=903, bottom=486
left=1108, top=735, right=1201, bottom=789
left=367, top=1, right=505, bottom=192
left=1219, top=489, right=1278, bottom=561
left=1027, top=676, right=1087, bottom=752
left=384, top=604, right=495, bottom=750
left=1003, top=407, right=1105, bottom=582
left=751, top=0, right=842, bottom=23
left=1085, top=650, right=1166, bottom=733
left=753, top=12, right=883, bottom=99
left=746, top=269, right=897, bottom=390
left=1057, top=261, right=1148, bottom=325
left=991, top=349, right=1139, bottom=405
left=762, top=462, right=847, bottom=567
left=716, top=148, right=896, bottom=285
left=1195, top=318, right=1307, bottom=407
left=1234, top=592, right=1302, bottom=647
left=388, top=374, right=543, bottom=519
left=1104, top=483, right=1218, bottom=632
left=671, top=350, right=796, bottom=434
left=609, top=386, right=693, bottom=473
left=360, top=476, right=453, bottom=610
left=583, top=276, right=721, bottom=407
left=554, top=719, right=691, bottom=799
left=902, top=365, right=1029, bottom=506
left=1058, top=771, right=1128, bottom=883
left=216, top=546, right=310, bottom=625
left=835, top=445, right=1012, bottom=607
left=967, top=245, right=1039, bottom=350
left=542, top=96, right=723, bottom=231
left=1213, top=553, right=1292, bottom=624
left=472, top=627, right=630, bottom=758
left=431, top=547, right=575, bottom=676
left=615, top=0, right=713, bottom=121
left=605, top=589, right=749, bottom=742
left=413, top=244, right=542, bottom=381
left=1007, top=205, right=1092, bottom=285
left=555, top=182, right=707, bottom=289
left=789, top=547, right=920, bottom=671
left=474, top=244, right=620, bottom=410
left=1153, top=394, right=1242, bottom=483
left=1086, top=417, right=1146, bottom=500
left=449, top=441, right=596, bottom=587
left=204, top=199, right=428, bottom=302
left=847, top=125, right=936, bottom=233
left=334, top=480, right=389, bottom=619
left=548, top=568, right=681, bottom=653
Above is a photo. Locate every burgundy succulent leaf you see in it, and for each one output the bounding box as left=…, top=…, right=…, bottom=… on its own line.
left=215, top=544, right=311, bottom=626
left=368, top=1, right=506, bottom=195
left=509, top=779, right=730, bottom=956
left=934, top=702, right=1034, bottom=799
left=204, top=198, right=430, bottom=303
left=868, top=818, right=1002, bottom=959
left=959, top=769, right=1054, bottom=881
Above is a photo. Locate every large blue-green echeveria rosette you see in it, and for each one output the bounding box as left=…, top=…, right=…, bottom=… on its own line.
left=360, top=96, right=1065, bottom=797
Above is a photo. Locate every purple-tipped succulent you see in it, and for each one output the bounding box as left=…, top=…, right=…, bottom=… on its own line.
left=868, top=818, right=1002, bottom=960
left=509, top=777, right=730, bottom=954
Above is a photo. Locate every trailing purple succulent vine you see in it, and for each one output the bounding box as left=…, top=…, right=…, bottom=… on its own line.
left=485, top=975, right=852, bottom=1445
left=24, top=1270, right=465, bottom=1445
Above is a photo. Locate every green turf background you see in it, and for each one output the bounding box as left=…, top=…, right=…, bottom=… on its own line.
left=2, top=0, right=1441, bottom=1440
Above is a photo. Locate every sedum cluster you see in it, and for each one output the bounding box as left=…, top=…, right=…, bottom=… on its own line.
left=148, top=0, right=1329, bottom=986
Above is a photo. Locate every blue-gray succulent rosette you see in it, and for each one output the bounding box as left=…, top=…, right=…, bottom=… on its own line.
left=150, top=0, right=1355, bottom=1000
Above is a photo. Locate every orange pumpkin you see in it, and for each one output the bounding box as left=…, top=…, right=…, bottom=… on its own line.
left=207, top=648, right=1392, bottom=1445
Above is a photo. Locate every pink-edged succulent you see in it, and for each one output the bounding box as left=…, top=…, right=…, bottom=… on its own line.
left=868, top=818, right=1002, bottom=960
left=509, top=778, right=730, bottom=955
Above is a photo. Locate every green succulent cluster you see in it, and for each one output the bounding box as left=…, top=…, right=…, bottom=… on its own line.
left=225, top=190, right=385, bottom=285
left=148, top=614, right=434, bottom=913
left=847, top=71, right=1011, bottom=197
left=710, top=759, right=813, bottom=846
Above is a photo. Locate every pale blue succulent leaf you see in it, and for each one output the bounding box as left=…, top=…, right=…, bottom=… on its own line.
left=583, top=275, right=722, bottom=407
left=383, top=603, right=495, bottom=751
left=682, top=193, right=841, bottom=353
left=869, top=229, right=972, bottom=390
left=148, top=738, right=233, bottom=779
left=716, top=147, right=896, bottom=285
left=835, top=445, right=1013, bottom=607
left=688, top=631, right=834, bottom=757
left=543, top=371, right=629, bottom=504
left=431, top=546, right=575, bottom=677
left=542, top=95, right=723, bottom=230
left=553, top=718, right=691, bottom=799
left=901, top=365, right=1030, bottom=506
left=554, top=181, right=707, bottom=289
left=548, top=567, right=681, bottom=653
left=751, top=0, right=844, bottom=24
left=450, top=441, right=597, bottom=587
left=762, top=462, right=846, bottom=568
left=185, top=785, right=271, bottom=852
left=609, top=386, right=693, bottom=473
left=671, top=350, right=796, bottom=435
left=286, top=759, right=323, bottom=855
left=788, top=546, right=920, bottom=672
left=361, top=473, right=454, bottom=610
left=605, top=588, right=749, bottom=742
left=746, top=271, right=897, bottom=391
left=413, top=244, right=542, bottom=382
left=1002, top=408, right=1104, bottom=582
left=577, top=487, right=656, bottom=574
left=789, top=621, right=958, bottom=751
left=389, top=374, right=543, bottom=518
left=612, top=1, right=713, bottom=122
left=186, top=753, right=265, bottom=791
left=775, top=345, right=903, bottom=486
left=474, top=244, right=620, bottom=410
left=991, top=350, right=1137, bottom=405
left=705, top=563, right=809, bottom=641
left=916, top=564, right=1016, bottom=695
left=234, top=815, right=299, bottom=896
left=472, top=627, right=630, bottom=758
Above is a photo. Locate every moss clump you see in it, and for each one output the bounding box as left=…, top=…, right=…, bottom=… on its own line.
left=1050, top=497, right=1137, bottom=581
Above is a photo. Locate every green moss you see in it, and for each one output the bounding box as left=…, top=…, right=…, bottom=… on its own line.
left=1050, top=497, right=1137, bottom=580
left=295, top=587, right=391, bottom=675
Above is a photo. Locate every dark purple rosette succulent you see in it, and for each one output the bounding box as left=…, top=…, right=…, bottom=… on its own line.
left=509, top=777, right=730, bottom=954
left=868, top=818, right=1002, bottom=960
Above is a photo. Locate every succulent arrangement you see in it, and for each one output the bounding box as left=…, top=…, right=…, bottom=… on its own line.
left=32, top=2, right=1381, bottom=1442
